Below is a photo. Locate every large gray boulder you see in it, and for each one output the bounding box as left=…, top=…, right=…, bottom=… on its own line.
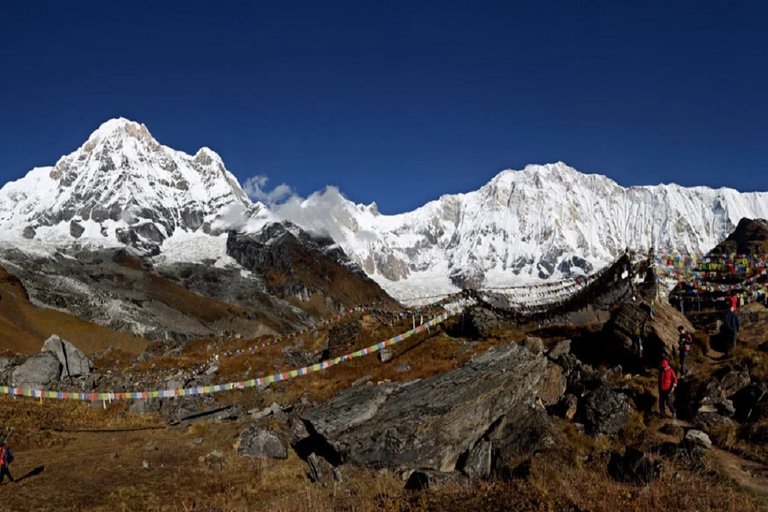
left=237, top=425, right=288, bottom=459
left=42, top=335, right=92, bottom=379
left=11, top=351, right=61, bottom=389
left=300, top=343, right=547, bottom=473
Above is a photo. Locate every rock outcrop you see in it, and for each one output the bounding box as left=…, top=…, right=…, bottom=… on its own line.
left=299, top=343, right=547, bottom=474
left=42, top=335, right=92, bottom=379
left=605, top=300, right=694, bottom=364
left=710, top=218, right=768, bottom=255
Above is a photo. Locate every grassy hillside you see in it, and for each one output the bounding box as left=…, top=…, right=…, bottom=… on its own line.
left=0, top=265, right=147, bottom=355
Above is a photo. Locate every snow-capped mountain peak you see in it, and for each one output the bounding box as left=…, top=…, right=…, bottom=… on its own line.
left=0, top=117, right=254, bottom=255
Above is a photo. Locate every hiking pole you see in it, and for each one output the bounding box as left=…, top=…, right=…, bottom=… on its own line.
left=3, top=427, right=13, bottom=444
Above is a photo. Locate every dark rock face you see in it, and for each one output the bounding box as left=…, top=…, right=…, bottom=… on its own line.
left=717, top=367, right=751, bottom=398
left=299, top=343, right=547, bottom=473
left=694, top=412, right=734, bottom=430
left=548, top=339, right=571, bottom=360
left=683, top=429, right=712, bottom=455
left=11, top=351, right=61, bottom=389
left=237, top=426, right=288, bottom=460
left=692, top=366, right=752, bottom=425
left=69, top=220, right=85, bottom=238
left=0, top=358, right=14, bottom=385
left=283, top=347, right=321, bottom=368
left=523, top=336, right=545, bottom=355
left=134, top=222, right=165, bottom=244
left=710, top=218, right=768, bottom=255
left=581, top=385, right=632, bottom=435
left=731, top=383, right=768, bottom=423
left=226, top=223, right=397, bottom=310
left=307, top=452, right=338, bottom=484
left=550, top=394, right=578, bottom=420
left=464, top=307, right=502, bottom=339
left=0, top=247, right=313, bottom=342
left=461, top=439, right=492, bottom=479
left=486, top=405, right=555, bottom=474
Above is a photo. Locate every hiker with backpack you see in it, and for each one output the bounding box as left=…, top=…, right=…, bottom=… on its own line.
left=678, top=325, right=693, bottom=377
left=0, top=441, right=14, bottom=484
left=658, top=359, right=678, bottom=419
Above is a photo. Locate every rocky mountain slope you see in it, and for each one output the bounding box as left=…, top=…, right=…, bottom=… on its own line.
left=710, top=218, right=768, bottom=255
left=0, top=246, right=313, bottom=344
left=0, top=263, right=146, bottom=355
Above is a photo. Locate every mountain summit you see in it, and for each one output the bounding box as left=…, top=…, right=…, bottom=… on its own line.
left=0, top=118, right=263, bottom=255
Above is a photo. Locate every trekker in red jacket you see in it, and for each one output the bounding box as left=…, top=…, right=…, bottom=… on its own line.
left=0, top=441, right=14, bottom=484
left=658, top=359, right=678, bottom=419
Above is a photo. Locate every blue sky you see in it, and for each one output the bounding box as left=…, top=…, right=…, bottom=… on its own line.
left=1, top=1, right=767, bottom=214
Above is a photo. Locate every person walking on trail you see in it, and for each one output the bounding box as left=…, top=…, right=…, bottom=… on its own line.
left=724, top=304, right=740, bottom=354
left=0, top=441, right=14, bottom=484
left=658, top=359, right=678, bottom=419
left=677, top=325, right=693, bottom=377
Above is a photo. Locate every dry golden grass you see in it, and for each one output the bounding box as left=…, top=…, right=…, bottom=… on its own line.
left=4, top=405, right=764, bottom=512
left=2, top=311, right=768, bottom=510
left=2, top=352, right=768, bottom=511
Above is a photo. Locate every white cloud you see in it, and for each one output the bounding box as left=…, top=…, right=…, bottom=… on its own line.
left=240, top=178, right=367, bottom=249
left=275, top=186, right=355, bottom=241
left=243, top=175, right=294, bottom=206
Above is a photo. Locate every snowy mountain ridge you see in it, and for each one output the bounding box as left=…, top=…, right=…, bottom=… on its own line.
left=274, top=163, right=768, bottom=299
left=2, top=118, right=768, bottom=301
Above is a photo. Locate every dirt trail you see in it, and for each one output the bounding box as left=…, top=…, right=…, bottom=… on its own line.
left=647, top=340, right=768, bottom=497
left=654, top=418, right=768, bottom=496
left=712, top=447, right=768, bottom=496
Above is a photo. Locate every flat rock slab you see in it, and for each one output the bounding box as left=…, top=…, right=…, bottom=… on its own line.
left=301, top=343, right=546, bottom=472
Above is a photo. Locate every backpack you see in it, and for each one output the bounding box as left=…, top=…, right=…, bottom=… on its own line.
left=680, top=333, right=693, bottom=352
left=0, top=446, right=12, bottom=464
